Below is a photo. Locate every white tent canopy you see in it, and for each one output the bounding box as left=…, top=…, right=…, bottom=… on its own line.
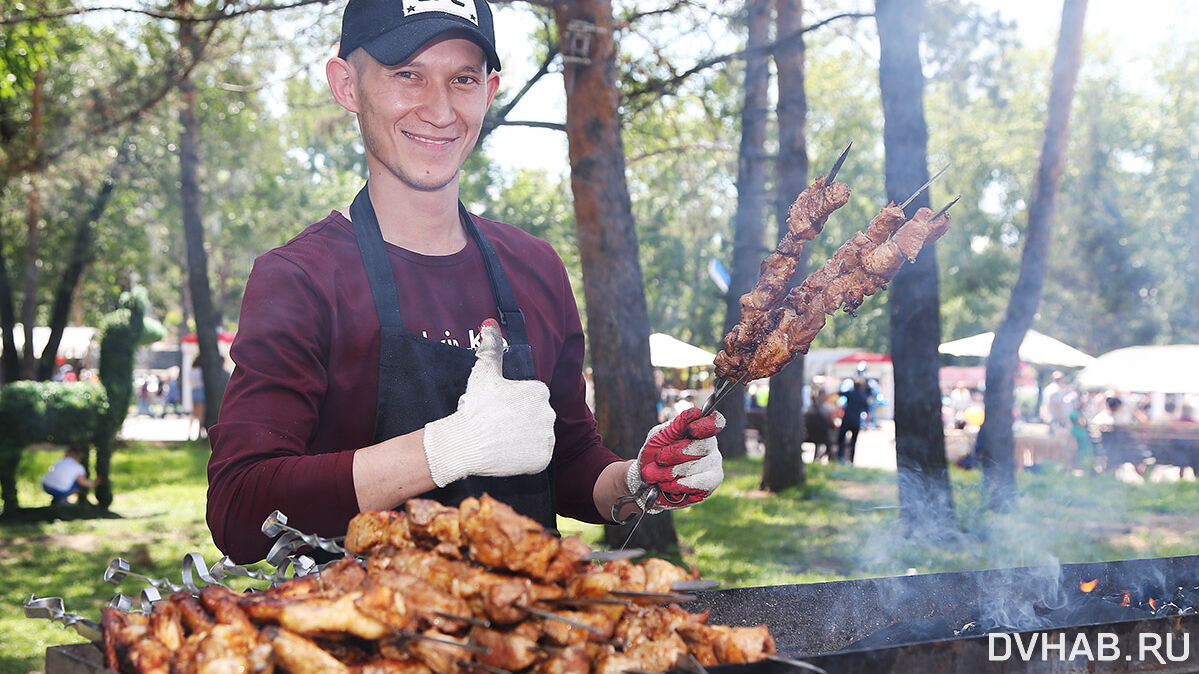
left=1077, top=345, right=1199, bottom=394
left=939, top=329, right=1095, bottom=368
left=649, top=333, right=716, bottom=369
left=6, top=324, right=99, bottom=361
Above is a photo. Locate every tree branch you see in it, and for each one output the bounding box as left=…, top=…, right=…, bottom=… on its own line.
left=480, top=44, right=559, bottom=143
left=624, top=11, right=873, bottom=107
left=2, top=0, right=334, bottom=26
left=489, top=119, right=566, bottom=132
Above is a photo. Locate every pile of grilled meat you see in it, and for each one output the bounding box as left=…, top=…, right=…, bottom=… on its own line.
left=102, top=495, right=775, bottom=673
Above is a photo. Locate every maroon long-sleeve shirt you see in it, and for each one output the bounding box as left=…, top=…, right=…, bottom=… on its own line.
left=207, top=211, right=621, bottom=563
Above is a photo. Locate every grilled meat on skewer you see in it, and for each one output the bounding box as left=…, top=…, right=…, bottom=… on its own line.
left=716, top=203, right=953, bottom=382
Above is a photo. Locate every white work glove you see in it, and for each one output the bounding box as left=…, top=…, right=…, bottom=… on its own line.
left=626, top=408, right=725, bottom=514
left=423, top=320, right=556, bottom=488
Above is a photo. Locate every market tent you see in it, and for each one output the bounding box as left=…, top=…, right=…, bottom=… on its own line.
left=7, top=324, right=99, bottom=361
left=1077, top=345, right=1199, bottom=394
left=939, top=329, right=1095, bottom=368
left=835, top=351, right=891, bottom=364
left=649, top=333, right=716, bottom=369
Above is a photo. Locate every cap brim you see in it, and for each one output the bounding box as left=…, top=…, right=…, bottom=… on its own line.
left=361, top=16, right=501, bottom=72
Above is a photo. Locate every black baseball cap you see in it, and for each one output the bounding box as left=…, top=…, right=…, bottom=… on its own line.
left=337, top=0, right=501, bottom=72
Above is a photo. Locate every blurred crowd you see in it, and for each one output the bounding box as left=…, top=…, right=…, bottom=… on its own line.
left=650, top=368, right=883, bottom=465
left=942, top=368, right=1199, bottom=436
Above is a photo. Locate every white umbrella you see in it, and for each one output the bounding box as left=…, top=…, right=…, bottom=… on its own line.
left=1077, top=345, right=1199, bottom=394
left=938, top=329, right=1095, bottom=368
left=649, top=333, right=716, bottom=369
left=8, top=324, right=99, bottom=360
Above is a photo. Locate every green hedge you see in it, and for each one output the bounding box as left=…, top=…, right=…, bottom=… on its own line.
left=0, top=286, right=148, bottom=515
left=0, top=380, right=108, bottom=452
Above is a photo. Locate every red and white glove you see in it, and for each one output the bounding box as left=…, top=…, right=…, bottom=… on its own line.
left=423, top=320, right=556, bottom=488
left=626, top=408, right=725, bottom=513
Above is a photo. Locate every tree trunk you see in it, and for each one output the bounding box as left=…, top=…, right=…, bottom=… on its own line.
left=718, top=0, right=772, bottom=460
left=0, top=232, right=19, bottom=383
left=178, top=5, right=226, bottom=430
left=1182, top=166, right=1199, bottom=343
left=19, top=69, right=45, bottom=380
left=762, top=0, right=809, bottom=492
left=877, top=0, right=955, bottom=534
left=981, top=0, right=1087, bottom=510
left=553, top=0, right=674, bottom=552
left=37, top=156, right=123, bottom=380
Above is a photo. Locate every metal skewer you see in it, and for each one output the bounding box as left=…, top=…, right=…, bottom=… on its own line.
left=515, top=603, right=608, bottom=635
left=24, top=595, right=103, bottom=642
left=932, top=194, right=962, bottom=220
left=586, top=548, right=646, bottom=562
left=261, top=510, right=348, bottom=560
left=900, top=163, right=950, bottom=210
left=825, top=141, right=853, bottom=184
left=104, top=558, right=185, bottom=594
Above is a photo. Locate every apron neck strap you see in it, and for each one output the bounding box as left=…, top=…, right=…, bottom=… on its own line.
left=348, top=183, right=530, bottom=352
left=459, top=201, right=529, bottom=348
left=349, top=185, right=403, bottom=328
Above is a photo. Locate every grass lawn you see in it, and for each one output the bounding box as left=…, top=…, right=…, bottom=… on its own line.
left=5, top=442, right=1199, bottom=672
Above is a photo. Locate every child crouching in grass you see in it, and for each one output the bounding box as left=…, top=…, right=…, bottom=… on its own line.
left=41, top=447, right=99, bottom=505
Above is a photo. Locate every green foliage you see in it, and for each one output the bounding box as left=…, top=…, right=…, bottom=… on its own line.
left=98, top=287, right=146, bottom=442
left=0, top=14, right=56, bottom=101
left=0, top=441, right=251, bottom=672
left=0, top=288, right=146, bottom=514
left=0, top=381, right=107, bottom=455
left=141, top=315, right=168, bottom=346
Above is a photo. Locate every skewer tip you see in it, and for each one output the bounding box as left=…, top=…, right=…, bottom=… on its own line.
left=899, top=163, right=952, bottom=210
left=825, top=141, right=853, bottom=184
left=932, top=194, right=962, bottom=220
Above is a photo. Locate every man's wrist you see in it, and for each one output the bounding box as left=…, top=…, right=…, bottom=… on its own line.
left=624, top=459, right=643, bottom=496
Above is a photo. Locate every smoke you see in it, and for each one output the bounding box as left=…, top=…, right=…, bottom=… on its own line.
left=838, top=454, right=1167, bottom=635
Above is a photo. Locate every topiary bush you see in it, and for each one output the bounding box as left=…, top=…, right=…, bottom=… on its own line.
left=0, top=286, right=149, bottom=516
left=0, top=381, right=108, bottom=515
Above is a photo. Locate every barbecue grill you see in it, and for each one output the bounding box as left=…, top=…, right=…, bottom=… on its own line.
left=43, top=554, right=1199, bottom=672
left=688, top=554, right=1199, bottom=672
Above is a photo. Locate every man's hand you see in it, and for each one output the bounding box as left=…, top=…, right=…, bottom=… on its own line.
left=423, top=320, right=555, bottom=487
left=627, top=408, right=724, bottom=513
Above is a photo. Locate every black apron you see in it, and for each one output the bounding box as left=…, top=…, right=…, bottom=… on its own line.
left=348, top=184, right=556, bottom=529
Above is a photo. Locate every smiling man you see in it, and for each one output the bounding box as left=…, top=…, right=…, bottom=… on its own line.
left=206, top=0, right=726, bottom=563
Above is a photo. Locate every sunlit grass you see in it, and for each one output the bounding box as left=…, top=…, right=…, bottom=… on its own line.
left=6, top=445, right=1199, bottom=672
left=2, top=441, right=234, bottom=674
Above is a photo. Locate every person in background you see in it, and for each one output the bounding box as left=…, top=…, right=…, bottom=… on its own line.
left=949, top=381, right=972, bottom=430
left=1090, top=396, right=1119, bottom=429
left=1068, top=400, right=1095, bottom=471
left=162, top=375, right=182, bottom=417
left=1041, top=371, right=1070, bottom=432
left=837, top=379, right=870, bottom=464
left=804, top=390, right=835, bottom=462
left=42, top=447, right=100, bottom=505
left=862, top=378, right=879, bottom=429
left=1177, top=404, right=1198, bottom=424
left=190, top=357, right=206, bottom=441
left=137, top=378, right=153, bottom=416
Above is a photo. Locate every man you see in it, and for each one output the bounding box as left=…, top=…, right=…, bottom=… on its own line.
left=207, top=0, right=724, bottom=563
left=1041, top=371, right=1071, bottom=432
left=837, top=379, right=869, bottom=464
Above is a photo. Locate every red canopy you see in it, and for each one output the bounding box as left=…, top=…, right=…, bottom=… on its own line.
left=181, top=332, right=235, bottom=344
left=835, top=351, right=891, bottom=364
